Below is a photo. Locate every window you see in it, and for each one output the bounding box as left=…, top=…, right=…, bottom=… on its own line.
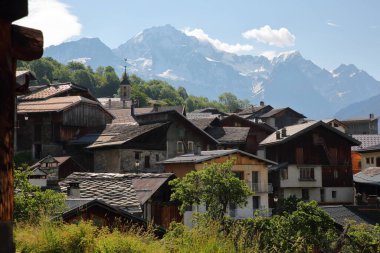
left=187, top=141, right=194, bottom=153
left=371, top=157, right=375, bottom=164
left=301, top=189, right=309, bottom=201
left=144, top=155, right=150, bottom=168
left=333, top=169, right=339, bottom=179
left=252, top=196, right=260, bottom=209
left=332, top=191, right=337, bottom=199
left=156, top=154, right=160, bottom=162
left=296, top=147, right=304, bottom=164
left=176, top=141, right=184, bottom=154
left=299, top=167, right=314, bottom=181
left=134, top=152, right=141, bottom=160
left=320, top=188, right=325, bottom=202
left=234, top=171, right=244, bottom=180
left=366, top=157, right=370, bottom=164
left=281, top=168, right=288, bottom=180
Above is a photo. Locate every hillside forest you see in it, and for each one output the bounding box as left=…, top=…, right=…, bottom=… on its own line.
left=17, top=57, right=250, bottom=112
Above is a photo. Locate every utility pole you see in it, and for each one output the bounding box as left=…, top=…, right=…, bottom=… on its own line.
left=0, top=1, right=43, bottom=252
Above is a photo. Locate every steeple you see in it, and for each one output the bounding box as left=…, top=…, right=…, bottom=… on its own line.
left=120, top=58, right=131, bottom=108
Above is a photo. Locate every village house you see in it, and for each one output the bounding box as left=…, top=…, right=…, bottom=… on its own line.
left=28, top=155, right=87, bottom=188
left=237, top=101, right=273, bottom=119
left=259, top=121, right=360, bottom=206
left=354, top=167, right=380, bottom=203
left=258, top=107, right=306, bottom=130
left=322, top=119, right=347, bottom=133
left=60, top=172, right=180, bottom=228
left=189, top=115, right=275, bottom=154
left=57, top=199, right=166, bottom=237
left=351, top=134, right=380, bottom=174
left=159, top=149, right=277, bottom=225
left=220, top=114, right=275, bottom=154
left=341, top=114, right=379, bottom=135
left=16, top=83, right=113, bottom=161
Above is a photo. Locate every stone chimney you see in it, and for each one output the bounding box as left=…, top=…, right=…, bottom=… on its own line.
left=281, top=128, right=287, bottom=137
left=194, top=145, right=201, bottom=155
left=370, top=113, right=374, bottom=119
left=153, top=104, right=159, bottom=112
left=276, top=131, right=281, bottom=140
left=67, top=182, right=80, bottom=198
left=108, top=98, right=111, bottom=109
left=260, top=101, right=265, bottom=106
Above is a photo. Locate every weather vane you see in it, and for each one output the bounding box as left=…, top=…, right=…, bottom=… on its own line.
left=124, top=58, right=128, bottom=74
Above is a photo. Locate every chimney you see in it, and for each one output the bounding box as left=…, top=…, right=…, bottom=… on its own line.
left=194, top=145, right=201, bottom=155
left=260, top=101, right=264, bottom=106
left=131, top=99, right=135, bottom=117
left=153, top=104, right=159, bottom=112
left=67, top=182, right=80, bottom=198
left=281, top=128, right=287, bottom=137
left=276, top=131, right=281, bottom=140
left=370, top=113, right=374, bottom=119
left=108, top=98, right=112, bottom=109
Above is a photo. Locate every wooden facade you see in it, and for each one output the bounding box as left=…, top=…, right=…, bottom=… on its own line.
left=221, top=115, right=274, bottom=154
left=262, top=123, right=359, bottom=205
left=16, top=101, right=112, bottom=160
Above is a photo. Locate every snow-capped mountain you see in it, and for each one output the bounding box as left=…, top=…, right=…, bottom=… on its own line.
left=43, top=25, right=380, bottom=119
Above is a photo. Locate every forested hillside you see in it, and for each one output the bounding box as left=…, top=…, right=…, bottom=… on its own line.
left=17, top=57, right=250, bottom=112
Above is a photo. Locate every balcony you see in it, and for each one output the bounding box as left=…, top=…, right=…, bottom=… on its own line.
left=247, top=182, right=273, bottom=193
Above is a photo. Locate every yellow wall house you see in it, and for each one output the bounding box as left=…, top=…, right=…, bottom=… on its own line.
left=357, top=144, right=380, bottom=169
left=160, top=149, right=277, bottom=226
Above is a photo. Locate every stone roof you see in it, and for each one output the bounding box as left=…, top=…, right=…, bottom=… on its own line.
left=60, top=172, right=174, bottom=213
left=159, top=149, right=277, bottom=165
left=189, top=117, right=220, bottom=130
left=86, top=123, right=168, bottom=148
left=260, top=121, right=360, bottom=147
left=30, top=155, right=71, bottom=169
left=352, top=135, right=380, bottom=151
left=354, top=167, right=380, bottom=186
left=356, top=143, right=380, bottom=153
left=207, top=127, right=250, bottom=144
left=237, top=105, right=270, bottom=115
left=321, top=206, right=370, bottom=226
left=17, top=96, right=98, bottom=113
left=260, top=107, right=306, bottom=118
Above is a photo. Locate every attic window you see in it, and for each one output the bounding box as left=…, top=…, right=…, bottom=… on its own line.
left=135, top=152, right=141, bottom=160
left=177, top=141, right=184, bottom=154
left=187, top=141, right=194, bottom=153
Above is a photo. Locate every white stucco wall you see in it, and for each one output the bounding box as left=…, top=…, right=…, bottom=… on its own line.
left=280, top=165, right=322, bottom=188
left=282, top=187, right=353, bottom=204
left=29, top=178, right=47, bottom=187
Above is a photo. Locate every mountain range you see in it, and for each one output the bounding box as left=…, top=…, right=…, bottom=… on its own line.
left=44, top=25, right=380, bottom=119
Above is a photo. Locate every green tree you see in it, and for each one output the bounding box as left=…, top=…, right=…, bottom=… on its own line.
left=274, top=195, right=303, bottom=215
left=14, top=165, right=66, bottom=223
left=170, top=160, right=252, bottom=220
left=177, top=86, right=188, bottom=100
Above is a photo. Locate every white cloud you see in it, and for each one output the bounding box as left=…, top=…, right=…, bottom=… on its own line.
left=157, top=69, right=184, bottom=81
left=327, top=22, right=340, bottom=28
left=183, top=28, right=254, bottom=54
left=15, top=0, right=81, bottom=47
left=242, top=25, right=295, bottom=47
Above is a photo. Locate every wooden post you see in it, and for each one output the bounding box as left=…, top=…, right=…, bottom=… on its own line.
left=0, top=1, right=43, bottom=252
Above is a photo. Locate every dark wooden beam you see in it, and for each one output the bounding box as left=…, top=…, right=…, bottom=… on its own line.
left=0, top=0, right=28, bottom=22
left=0, top=19, right=16, bottom=253
left=0, top=0, right=43, bottom=251
left=12, top=25, right=43, bottom=61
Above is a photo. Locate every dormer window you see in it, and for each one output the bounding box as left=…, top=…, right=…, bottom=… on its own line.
left=187, top=141, right=194, bottom=153
left=177, top=141, right=184, bottom=154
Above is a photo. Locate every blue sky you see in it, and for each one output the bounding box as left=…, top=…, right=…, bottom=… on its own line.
left=16, top=0, right=380, bottom=79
